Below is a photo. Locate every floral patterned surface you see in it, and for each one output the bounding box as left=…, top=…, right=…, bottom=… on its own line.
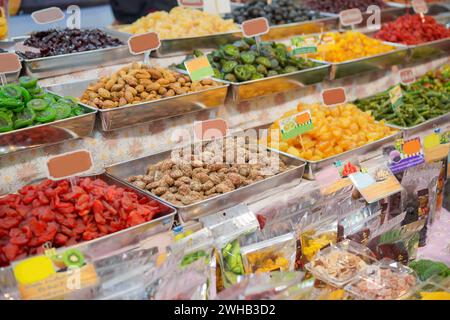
left=0, top=56, right=449, bottom=195
left=418, top=209, right=450, bottom=265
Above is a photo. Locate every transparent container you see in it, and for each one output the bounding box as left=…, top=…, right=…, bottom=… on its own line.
left=344, top=259, right=418, bottom=300
left=305, top=240, right=376, bottom=287
left=406, top=280, right=450, bottom=300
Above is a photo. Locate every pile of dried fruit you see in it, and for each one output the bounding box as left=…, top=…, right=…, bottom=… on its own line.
left=309, top=249, right=367, bottom=283
left=119, top=7, right=238, bottom=38
left=225, top=0, right=322, bottom=25
left=17, top=28, right=123, bottom=59
left=266, top=103, right=397, bottom=161
left=347, top=268, right=416, bottom=299
left=0, top=76, right=85, bottom=133
left=374, top=15, right=450, bottom=45
left=128, top=138, right=291, bottom=206
left=80, top=62, right=219, bottom=109
left=0, top=178, right=170, bottom=266
left=304, top=0, right=386, bottom=13
left=309, top=31, right=395, bottom=63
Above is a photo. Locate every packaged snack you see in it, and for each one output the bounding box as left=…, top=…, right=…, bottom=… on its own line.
left=217, top=271, right=304, bottom=300
left=409, top=259, right=450, bottom=282
left=171, top=228, right=214, bottom=268
left=400, top=163, right=441, bottom=245
left=241, top=233, right=297, bottom=274
left=345, top=260, right=417, bottom=300
left=306, top=240, right=376, bottom=287
left=214, top=212, right=260, bottom=288
left=338, top=200, right=381, bottom=245
left=368, top=219, right=425, bottom=264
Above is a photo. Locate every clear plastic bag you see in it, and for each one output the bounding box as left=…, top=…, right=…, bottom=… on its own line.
left=240, top=233, right=297, bottom=274
left=217, top=271, right=305, bottom=300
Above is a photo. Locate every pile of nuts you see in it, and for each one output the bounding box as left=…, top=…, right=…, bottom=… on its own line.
left=127, top=138, right=291, bottom=206
left=80, top=62, right=219, bottom=109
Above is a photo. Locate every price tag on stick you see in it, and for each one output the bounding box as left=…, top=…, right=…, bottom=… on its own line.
left=193, top=118, right=228, bottom=141
left=241, top=17, right=270, bottom=53
left=0, top=53, right=21, bottom=85
left=399, top=68, right=416, bottom=85
left=128, top=32, right=161, bottom=65
left=31, top=7, right=65, bottom=24
left=177, top=0, right=204, bottom=8
left=339, top=8, right=363, bottom=29
left=322, top=87, right=347, bottom=107
left=46, top=150, right=93, bottom=182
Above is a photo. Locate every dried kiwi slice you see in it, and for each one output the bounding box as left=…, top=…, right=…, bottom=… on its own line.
left=19, top=76, right=38, bottom=89
left=51, top=101, right=72, bottom=120
left=62, top=249, right=85, bottom=268
left=1, top=85, right=23, bottom=99
left=27, top=98, right=49, bottom=111
left=35, top=106, right=57, bottom=123
left=14, top=107, right=36, bottom=129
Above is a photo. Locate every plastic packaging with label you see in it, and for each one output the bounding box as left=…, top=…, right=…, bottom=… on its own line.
left=241, top=233, right=297, bottom=274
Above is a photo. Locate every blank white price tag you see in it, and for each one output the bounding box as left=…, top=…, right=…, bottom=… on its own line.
left=203, top=0, right=231, bottom=14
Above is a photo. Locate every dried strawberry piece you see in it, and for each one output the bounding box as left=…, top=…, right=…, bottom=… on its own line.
left=2, top=243, right=19, bottom=261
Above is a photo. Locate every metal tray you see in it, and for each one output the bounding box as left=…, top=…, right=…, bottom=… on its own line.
left=105, top=143, right=306, bottom=222
left=246, top=123, right=402, bottom=180
left=217, top=61, right=330, bottom=102
left=0, top=91, right=97, bottom=157
left=0, top=173, right=176, bottom=295
left=109, top=15, right=338, bottom=58
left=311, top=41, right=408, bottom=80
left=14, top=29, right=142, bottom=79
left=45, top=79, right=229, bottom=132
left=383, top=112, right=450, bottom=138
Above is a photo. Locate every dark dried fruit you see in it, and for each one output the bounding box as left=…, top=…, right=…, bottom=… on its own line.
left=304, top=0, right=386, bottom=13
left=17, top=28, right=123, bottom=59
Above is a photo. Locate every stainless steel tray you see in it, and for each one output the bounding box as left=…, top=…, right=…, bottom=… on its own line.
left=217, top=61, right=330, bottom=102
left=0, top=173, right=176, bottom=295
left=246, top=123, right=402, bottom=180
left=383, top=112, right=450, bottom=138
left=15, top=29, right=142, bottom=79
left=45, top=79, right=229, bottom=132
left=109, top=15, right=338, bottom=57
left=0, top=91, right=97, bottom=157
left=105, top=144, right=306, bottom=222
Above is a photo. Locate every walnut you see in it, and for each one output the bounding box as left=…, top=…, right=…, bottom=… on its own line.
left=142, top=175, right=154, bottom=183
left=208, top=172, right=222, bottom=185
left=190, top=180, right=203, bottom=192
left=228, top=173, right=244, bottom=187
left=169, top=169, right=183, bottom=180
left=238, top=165, right=251, bottom=177
left=218, top=168, right=229, bottom=174
left=249, top=169, right=261, bottom=180
left=179, top=163, right=193, bottom=177
left=181, top=195, right=196, bottom=205
left=153, top=187, right=168, bottom=196
left=132, top=181, right=146, bottom=189
left=202, top=180, right=215, bottom=191
left=207, top=163, right=227, bottom=172
left=216, top=180, right=235, bottom=193
left=204, top=186, right=216, bottom=196
left=128, top=175, right=143, bottom=182
left=169, top=186, right=178, bottom=193
left=146, top=181, right=160, bottom=190
left=191, top=160, right=203, bottom=168
left=179, top=176, right=192, bottom=184
left=160, top=174, right=175, bottom=187
left=161, top=193, right=176, bottom=202
left=195, top=172, right=210, bottom=184
left=160, top=159, right=174, bottom=171
left=178, top=184, right=191, bottom=196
